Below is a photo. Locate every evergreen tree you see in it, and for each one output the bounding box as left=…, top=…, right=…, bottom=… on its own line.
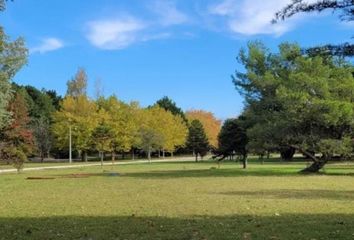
left=218, top=118, right=248, bottom=168
left=155, top=96, right=187, bottom=122
left=187, top=120, right=210, bottom=162
left=274, top=0, right=353, bottom=57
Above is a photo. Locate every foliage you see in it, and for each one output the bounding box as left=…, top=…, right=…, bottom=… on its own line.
left=218, top=118, right=248, bottom=157
left=0, top=19, right=27, bottom=129
left=187, top=119, right=210, bottom=161
left=155, top=96, right=187, bottom=122
left=97, top=96, right=139, bottom=155
left=186, top=110, right=221, bottom=149
left=52, top=95, right=99, bottom=160
left=32, top=117, right=52, bottom=161
left=233, top=41, right=354, bottom=172
left=66, top=68, right=88, bottom=97
left=274, top=0, right=353, bottom=57
left=0, top=93, right=34, bottom=171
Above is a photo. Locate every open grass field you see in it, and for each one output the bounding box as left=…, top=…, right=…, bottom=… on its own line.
left=1, top=161, right=354, bottom=240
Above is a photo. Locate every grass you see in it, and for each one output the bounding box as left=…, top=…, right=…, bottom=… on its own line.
left=0, top=161, right=354, bottom=239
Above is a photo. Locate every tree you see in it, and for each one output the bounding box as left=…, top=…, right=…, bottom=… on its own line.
left=52, top=95, right=99, bottom=161
left=274, top=0, right=354, bottom=57
left=187, top=120, right=210, bottom=162
left=45, top=90, right=62, bottom=110
left=66, top=68, right=88, bottom=97
left=0, top=4, right=27, bottom=129
left=92, top=113, right=114, bottom=166
left=0, top=93, right=34, bottom=172
left=32, top=117, right=52, bottom=162
left=155, top=96, right=187, bottom=122
left=233, top=41, right=354, bottom=173
left=217, top=118, right=248, bottom=168
left=96, top=96, right=140, bottom=162
left=137, top=107, right=165, bottom=162
left=186, top=110, right=221, bottom=149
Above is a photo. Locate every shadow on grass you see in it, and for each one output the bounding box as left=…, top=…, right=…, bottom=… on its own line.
left=0, top=214, right=353, bottom=240
left=219, top=189, right=354, bottom=201
left=120, top=168, right=354, bottom=179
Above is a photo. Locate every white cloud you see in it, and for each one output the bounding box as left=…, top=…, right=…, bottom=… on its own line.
left=209, top=0, right=300, bottom=36
left=150, top=0, right=189, bottom=26
left=30, top=38, right=64, bottom=54
left=86, top=17, right=146, bottom=50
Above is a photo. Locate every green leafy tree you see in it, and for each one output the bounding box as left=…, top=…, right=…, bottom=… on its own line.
left=32, top=117, right=52, bottom=162
left=187, top=119, right=210, bottom=162
left=217, top=118, right=248, bottom=168
left=234, top=41, right=354, bottom=173
left=0, top=4, right=27, bottom=129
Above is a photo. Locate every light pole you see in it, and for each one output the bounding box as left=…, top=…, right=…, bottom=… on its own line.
left=69, top=126, right=72, bottom=164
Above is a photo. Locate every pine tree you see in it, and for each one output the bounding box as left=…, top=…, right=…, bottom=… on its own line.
left=187, top=120, right=210, bottom=162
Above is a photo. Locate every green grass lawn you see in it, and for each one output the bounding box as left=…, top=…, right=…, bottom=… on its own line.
left=1, top=161, right=354, bottom=240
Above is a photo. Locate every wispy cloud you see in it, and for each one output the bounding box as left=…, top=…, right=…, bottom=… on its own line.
left=208, top=0, right=298, bottom=36
left=86, top=17, right=146, bottom=50
left=30, top=38, right=64, bottom=54
left=150, top=0, right=189, bottom=26
left=85, top=1, right=191, bottom=50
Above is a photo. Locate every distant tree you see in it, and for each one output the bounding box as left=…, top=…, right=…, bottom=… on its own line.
left=155, top=96, right=187, bottom=122
left=0, top=93, right=34, bottom=172
left=52, top=95, right=99, bottom=161
left=274, top=0, right=354, bottom=57
left=97, top=96, right=139, bottom=161
left=137, top=107, right=164, bottom=162
left=32, top=117, right=52, bottom=162
left=66, top=68, right=88, bottom=97
left=45, top=90, right=62, bottom=110
left=0, top=6, right=27, bottom=129
left=217, top=118, right=248, bottom=168
left=92, top=117, right=114, bottom=166
left=187, top=120, right=210, bottom=162
left=186, top=110, right=221, bottom=149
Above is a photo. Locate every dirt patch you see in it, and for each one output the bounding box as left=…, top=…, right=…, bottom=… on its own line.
left=26, top=177, right=55, bottom=180
left=26, top=172, right=120, bottom=180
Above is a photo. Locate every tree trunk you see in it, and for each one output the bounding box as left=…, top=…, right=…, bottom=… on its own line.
left=100, top=152, right=104, bottom=167
left=40, top=152, right=44, bottom=163
left=171, top=152, right=174, bottom=158
left=112, top=151, right=115, bottom=166
left=83, top=151, right=88, bottom=162
left=132, top=149, right=135, bottom=160
left=280, top=147, right=296, bottom=161
left=148, top=148, right=151, bottom=163
left=290, top=145, right=326, bottom=173
left=195, top=153, right=198, bottom=162
left=162, top=149, right=165, bottom=159
left=300, top=159, right=328, bottom=173
left=242, top=156, right=247, bottom=169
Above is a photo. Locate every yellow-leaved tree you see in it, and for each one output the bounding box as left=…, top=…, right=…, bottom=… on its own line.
left=97, top=96, right=140, bottom=162
left=52, top=95, right=99, bottom=161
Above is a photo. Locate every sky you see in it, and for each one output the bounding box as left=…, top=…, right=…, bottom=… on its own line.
left=0, top=0, right=352, bottom=120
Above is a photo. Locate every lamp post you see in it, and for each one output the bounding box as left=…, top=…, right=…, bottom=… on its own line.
left=69, top=125, right=72, bottom=164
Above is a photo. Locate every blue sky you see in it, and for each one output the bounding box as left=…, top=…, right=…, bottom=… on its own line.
left=1, top=0, right=352, bottom=119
